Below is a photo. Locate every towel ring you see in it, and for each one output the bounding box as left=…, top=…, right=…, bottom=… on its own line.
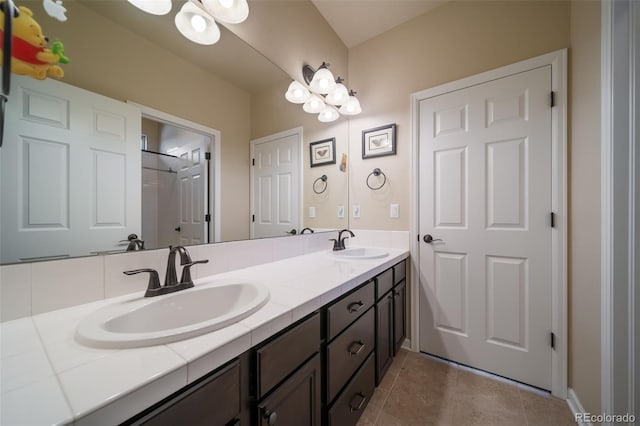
left=366, top=168, right=386, bottom=190
left=313, top=174, right=328, bottom=194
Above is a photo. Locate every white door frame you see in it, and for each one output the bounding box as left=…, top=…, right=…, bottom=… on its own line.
left=127, top=102, right=222, bottom=243
left=249, top=127, right=303, bottom=239
left=600, top=0, right=637, bottom=420
left=410, top=49, right=568, bottom=398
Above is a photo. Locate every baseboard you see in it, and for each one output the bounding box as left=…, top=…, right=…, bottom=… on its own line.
left=401, top=338, right=412, bottom=351
left=567, top=388, right=592, bottom=426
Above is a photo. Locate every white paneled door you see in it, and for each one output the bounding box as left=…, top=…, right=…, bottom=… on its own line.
left=174, top=141, right=208, bottom=246
left=418, top=66, right=552, bottom=390
left=251, top=129, right=301, bottom=238
left=0, top=76, right=141, bottom=263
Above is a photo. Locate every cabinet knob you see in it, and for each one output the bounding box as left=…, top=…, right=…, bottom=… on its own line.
left=347, top=301, right=364, bottom=313
left=264, top=410, right=277, bottom=425
left=349, top=392, right=367, bottom=413
left=347, top=340, right=365, bottom=356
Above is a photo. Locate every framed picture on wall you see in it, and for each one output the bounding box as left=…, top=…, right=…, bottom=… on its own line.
left=309, top=138, right=336, bottom=167
left=362, top=123, right=396, bottom=159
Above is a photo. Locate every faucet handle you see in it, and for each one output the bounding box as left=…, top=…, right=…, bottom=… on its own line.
left=123, top=268, right=161, bottom=297
left=180, top=259, right=209, bottom=286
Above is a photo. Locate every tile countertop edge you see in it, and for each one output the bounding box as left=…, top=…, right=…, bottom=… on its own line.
left=1, top=248, right=409, bottom=425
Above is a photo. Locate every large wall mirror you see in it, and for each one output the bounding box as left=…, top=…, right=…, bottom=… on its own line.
left=0, top=0, right=350, bottom=264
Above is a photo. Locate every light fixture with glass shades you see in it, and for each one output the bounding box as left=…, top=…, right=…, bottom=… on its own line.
left=285, top=62, right=362, bottom=123
left=127, top=0, right=249, bottom=45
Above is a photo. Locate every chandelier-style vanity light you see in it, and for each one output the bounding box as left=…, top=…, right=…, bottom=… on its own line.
left=127, top=0, right=249, bottom=45
left=285, top=62, right=362, bottom=123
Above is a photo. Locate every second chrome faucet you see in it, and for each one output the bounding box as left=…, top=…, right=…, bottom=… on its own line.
left=124, top=246, right=209, bottom=297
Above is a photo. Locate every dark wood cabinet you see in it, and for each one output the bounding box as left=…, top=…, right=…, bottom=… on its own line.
left=327, top=353, right=375, bottom=426
left=257, top=354, right=321, bottom=426
left=394, top=280, right=407, bottom=355
left=375, top=291, right=394, bottom=384
left=125, top=358, right=243, bottom=426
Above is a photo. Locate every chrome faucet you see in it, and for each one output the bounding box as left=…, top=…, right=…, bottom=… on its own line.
left=123, top=245, right=209, bottom=297
left=330, top=229, right=355, bottom=251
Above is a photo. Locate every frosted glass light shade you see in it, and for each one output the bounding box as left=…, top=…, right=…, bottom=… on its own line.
left=175, top=2, right=220, bottom=45
left=285, top=81, right=310, bottom=104
left=127, top=0, right=172, bottom=15
left=325, top=82, right=349, bottom=106
left=318, top=106, right=339, bottom=122
left=338, top=95, right=362, bottom=115
left=202, top=0, right=249, bottom=23
left=303, top=94, right=326, bottom=114
left=309, top=67, right=336, bottom=95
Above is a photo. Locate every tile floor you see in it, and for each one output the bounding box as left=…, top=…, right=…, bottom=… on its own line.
left=357, top=350, right=576, bottom=426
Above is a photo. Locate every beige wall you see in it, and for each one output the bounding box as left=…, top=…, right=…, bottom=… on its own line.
left=347, top=0, right=571, bottom=230
left=225, top=0, right=348, bottom=83
left=569, top=0, right=601, bottom=414
left=251, top=79, right=349, bottom=231
left=35, top=1, right=251, bottom=241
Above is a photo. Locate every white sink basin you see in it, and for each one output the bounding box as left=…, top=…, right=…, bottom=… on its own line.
left=76, top=282, right=270, bottom=349
left=331, top=247, right=389, bottom=260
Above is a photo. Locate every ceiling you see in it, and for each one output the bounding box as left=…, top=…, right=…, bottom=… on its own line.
left=311, top=0, right=447, bottom=48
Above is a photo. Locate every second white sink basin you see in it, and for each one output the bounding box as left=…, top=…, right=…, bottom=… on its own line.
left=331, top=247, right=389, bottom=260
left=76, top=281, right=270, bottom=349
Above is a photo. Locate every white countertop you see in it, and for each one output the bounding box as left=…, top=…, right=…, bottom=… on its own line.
left=0, top=248, right=408, bottom=426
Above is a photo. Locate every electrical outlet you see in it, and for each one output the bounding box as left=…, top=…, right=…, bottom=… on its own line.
left=337, top=205, right=345, bottom=218
left=352, top=205, right=360, bottom=218
left=308, top=206, right=316, bottom=218
left=390, top=203, right=399, bottom=218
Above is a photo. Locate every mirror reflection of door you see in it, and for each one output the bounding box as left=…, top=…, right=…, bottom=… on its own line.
left=141, top=119, right=210, bottom=250
left=251, top=128, right=302, bottom=239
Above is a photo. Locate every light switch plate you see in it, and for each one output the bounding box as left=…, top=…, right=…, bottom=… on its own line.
left=337, top=205, right=345, bottom=218
left=390, top=203, right=399, bottom=218
left=352, top=205, right=360, bottom=218
left=308, top=206, right=316, bottom=218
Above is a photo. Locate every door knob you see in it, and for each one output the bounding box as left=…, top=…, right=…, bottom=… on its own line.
left=423, top=234, right=443, bottom=244
left=174, top=226, right=181, bottom=232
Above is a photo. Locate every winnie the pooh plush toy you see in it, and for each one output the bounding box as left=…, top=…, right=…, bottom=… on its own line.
left=0, top=4, right=68, bottom=80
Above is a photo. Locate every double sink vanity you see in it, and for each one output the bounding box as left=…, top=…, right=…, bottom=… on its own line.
left=0, top=237, right=409, bottom=426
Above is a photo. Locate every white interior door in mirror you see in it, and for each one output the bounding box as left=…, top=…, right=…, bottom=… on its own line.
left=173, top=140, right=209, bottom=246
left=1, top=76, right=141, bottom=263
left=418, top=66, right=552, bottom=390
left=251, top=129, right=301, bottom=239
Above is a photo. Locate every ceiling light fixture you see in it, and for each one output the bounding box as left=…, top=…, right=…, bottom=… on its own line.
left=285, top=62, right=362, bottom=123
left=127, top=0, right=248, bottom=45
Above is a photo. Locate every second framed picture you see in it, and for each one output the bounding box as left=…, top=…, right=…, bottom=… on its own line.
left=309, top=138, right=336, bottom=167
left=362, top=123, right=396, bottom=159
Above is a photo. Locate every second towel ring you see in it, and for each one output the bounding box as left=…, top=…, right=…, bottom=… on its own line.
left=366, top=168, right=387, bottom=190
left=313, top=174, right=328, bottom=194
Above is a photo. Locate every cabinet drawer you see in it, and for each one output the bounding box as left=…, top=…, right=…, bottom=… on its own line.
left=328, top=353, right=375, bottom=426
left=256, top=312, right=320, bottom=398
left=131, top=360, right=240, bottom=426
left=327, top=281, right=374, bottom=341
left=394, top=260, right=406, bottom=284
left=326, top=307, right=375, bottom=402
left=376, top=268, right=393, bottom=301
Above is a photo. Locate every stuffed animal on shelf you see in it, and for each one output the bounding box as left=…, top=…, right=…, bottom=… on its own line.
left=0, top=4, right=69, bottom=80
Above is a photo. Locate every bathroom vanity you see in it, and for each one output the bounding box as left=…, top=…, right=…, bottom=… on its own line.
left=0, top=242, right=409, bottom=426
left=122, top=259, right=407, bottom=425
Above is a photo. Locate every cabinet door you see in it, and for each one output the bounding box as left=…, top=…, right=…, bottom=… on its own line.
left=128, top=360, right=241, bottom=426
left=375, top=292, right=394, bottom=385
left=394, top=280, right=407, bottom=354
left=258, top=354, right=321, bottom=426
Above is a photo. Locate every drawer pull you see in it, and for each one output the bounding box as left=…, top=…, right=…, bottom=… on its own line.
left=347, top=340, right=365, bottom=356
left=347, top=301, right=364, bottom=313
left=263, top=409, right=277, bottom=425
left=349, top=392, right=367, bottom=413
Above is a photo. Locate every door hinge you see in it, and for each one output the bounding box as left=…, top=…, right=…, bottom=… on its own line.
left=550, top=91, right=556, bottom=107
left=252, top=214, right=255, bottom=223
left=205, top=152, right=211, bottom=160
left=550, top=332, right=556, bottom=349
left=252, top=158, right=255, bottom=166
left=550, top=212, right=556, bottom=228
left=205, top=214, right=211, bottom=222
